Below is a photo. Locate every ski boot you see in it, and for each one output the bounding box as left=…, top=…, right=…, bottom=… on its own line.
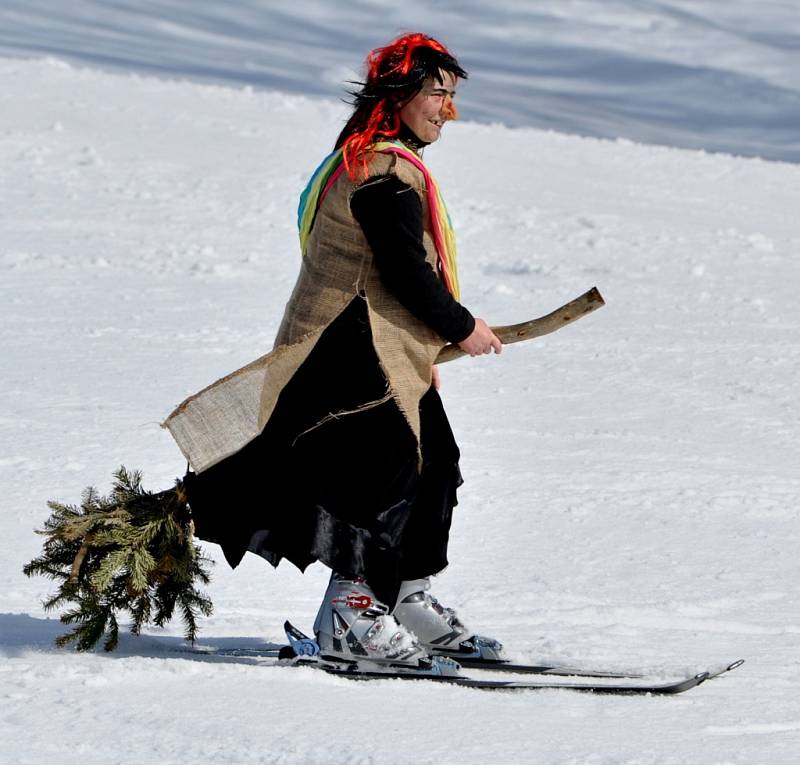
left=313, top=574, right=460, bottom=677
left=392, top=578, right=506, bottom=662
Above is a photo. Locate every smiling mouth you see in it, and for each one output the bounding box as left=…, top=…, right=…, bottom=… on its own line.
left=429, top=119, right=443, bottom=128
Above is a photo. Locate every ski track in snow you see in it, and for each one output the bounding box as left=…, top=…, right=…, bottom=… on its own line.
left=1, top=57, right=800, bottom=763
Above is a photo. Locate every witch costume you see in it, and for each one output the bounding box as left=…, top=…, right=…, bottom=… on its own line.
left=164, top=130, right=476, bottom=607
left=163, top=32, right=510, bottom=669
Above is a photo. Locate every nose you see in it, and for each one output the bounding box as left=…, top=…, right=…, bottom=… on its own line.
left=442, top=96, right=459, bottom=121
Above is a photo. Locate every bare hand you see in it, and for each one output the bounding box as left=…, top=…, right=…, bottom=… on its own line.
left=457, top=319, right=503, bottom=357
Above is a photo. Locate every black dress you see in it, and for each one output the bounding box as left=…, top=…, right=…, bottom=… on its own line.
left=183, top=172, right=474, bottom=606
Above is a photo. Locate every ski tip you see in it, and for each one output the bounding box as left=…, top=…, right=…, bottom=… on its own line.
left=726, top=659, right=745, bottom=672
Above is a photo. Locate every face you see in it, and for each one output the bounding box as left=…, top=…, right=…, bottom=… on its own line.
left=399, top=70, right=459, bottom=144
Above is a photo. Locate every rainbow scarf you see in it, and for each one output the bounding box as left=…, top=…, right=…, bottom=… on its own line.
left=297, top=141, right=460, bottom=300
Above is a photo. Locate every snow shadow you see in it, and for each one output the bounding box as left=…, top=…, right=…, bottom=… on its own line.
left=0, top=613, right=284, bottom=663
left=0, top=613, right=67, bottom=657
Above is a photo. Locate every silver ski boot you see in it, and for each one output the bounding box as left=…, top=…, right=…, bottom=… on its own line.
left=313, top=574, right=460, bottom=676
left=392, top=578, right=506, bottom=661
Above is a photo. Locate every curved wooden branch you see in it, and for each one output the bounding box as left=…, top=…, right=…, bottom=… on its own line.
left=435, top=286, right=605, bottom=364
left=68, top=542, right=90, bottom=584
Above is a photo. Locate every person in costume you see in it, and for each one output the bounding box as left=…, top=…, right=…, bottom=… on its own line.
left=166, top=33, right=503, bottom=672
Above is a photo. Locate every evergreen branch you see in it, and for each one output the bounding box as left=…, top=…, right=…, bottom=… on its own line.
left=23, top=466, right=214, bottom=652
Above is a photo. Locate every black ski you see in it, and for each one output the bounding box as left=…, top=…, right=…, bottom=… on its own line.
left=439, top=656, right=642, bottom=678
left=296, top=659, right=712, bottom=694
left=436, top=656, right=744, bottom=680
left=175, top=646, right=743, bottom=693
left=178, top=643, right=743, bottom=684
left=182, top=645, right=639, bottom=678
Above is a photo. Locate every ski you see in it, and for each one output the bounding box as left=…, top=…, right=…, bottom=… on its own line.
left=175, top=647, right=737, bottom=694
left=280, top=621, right=743, bottom=682
left=280, top=620, right=645, bottom=679
left=176, top=646, right=742, bottom=684
left=300, top=659, right=712, bottom=694
left=437, top=656, right=642, bottom=678
left=181, top=645, right=641, bottom=678
left=176, top=620, right=744, bottom=689
left=435, top=656, right=744, bottom=680
left=179, top=619, right=642, bottom=678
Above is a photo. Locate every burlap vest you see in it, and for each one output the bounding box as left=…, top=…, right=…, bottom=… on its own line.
left=163, top=150, right=447, bottom=474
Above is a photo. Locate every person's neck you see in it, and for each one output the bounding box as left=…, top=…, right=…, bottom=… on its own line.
left=396, top=122, right=429, bottom=155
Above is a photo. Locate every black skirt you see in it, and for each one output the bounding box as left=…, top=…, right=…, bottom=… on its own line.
left=183, top=296, right=463, bottom=605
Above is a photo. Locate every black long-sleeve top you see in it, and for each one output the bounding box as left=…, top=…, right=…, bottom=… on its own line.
left=350, top=175, right=475, bottom=345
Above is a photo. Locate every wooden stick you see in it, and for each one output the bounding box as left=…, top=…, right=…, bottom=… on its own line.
left=68, top=542, right=90, bottom=584
left=435, top=286, right=605, bottom=364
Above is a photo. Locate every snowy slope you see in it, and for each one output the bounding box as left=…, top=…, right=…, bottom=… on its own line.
left=1, top=0, right=799, bottom=162
left=2, top=57, right=800, bottom=763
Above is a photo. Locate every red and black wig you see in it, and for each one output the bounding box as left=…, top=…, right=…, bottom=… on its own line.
left=335, top=33, right=467, bottom=178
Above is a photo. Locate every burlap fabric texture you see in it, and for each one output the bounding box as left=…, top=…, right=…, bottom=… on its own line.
left=163, top=151, right=447, bottom=474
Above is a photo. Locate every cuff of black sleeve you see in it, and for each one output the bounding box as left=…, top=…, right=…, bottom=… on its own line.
left=445, top=311, right=476, bottom=345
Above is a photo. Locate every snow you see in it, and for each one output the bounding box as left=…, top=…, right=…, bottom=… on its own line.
left=1, top=0, right=799, bottom=162
left=1, top=12, right=800, bottom=765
